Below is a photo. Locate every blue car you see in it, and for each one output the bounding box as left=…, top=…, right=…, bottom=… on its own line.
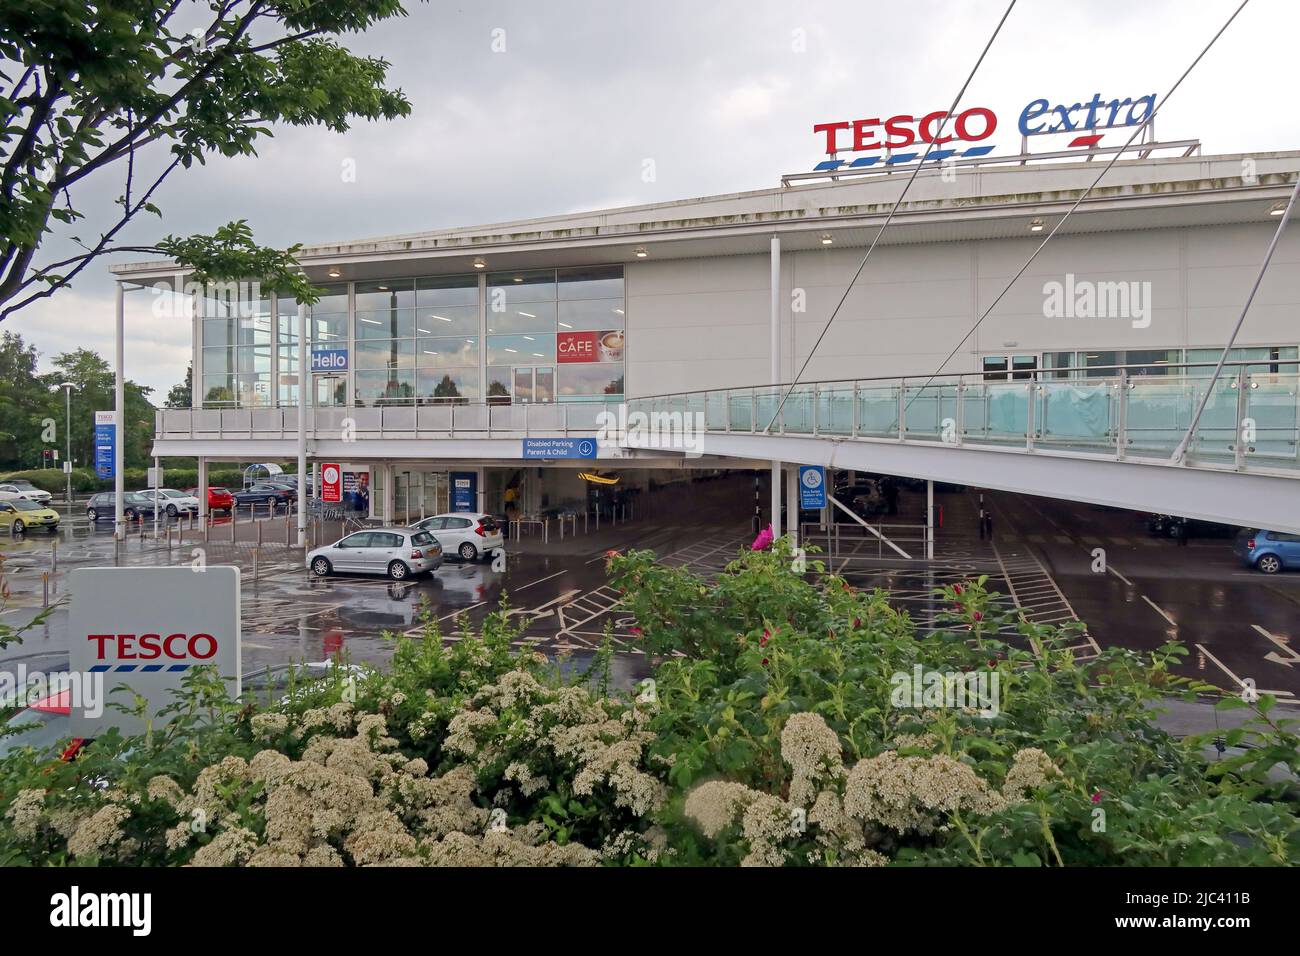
left=1234, top=529, right=1300, bottom=574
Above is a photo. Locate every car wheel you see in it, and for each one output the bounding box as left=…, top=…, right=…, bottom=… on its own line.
left=12, top=519, right=24, bottom=534
left=458, top=542, right=478, bottom=561
left=1256, top=554, right=1283, bottom=574
left=87, top=508, right=97, bottom=521
left=388, top=560, right=410, bottom=580
left=311, top=557, right=333, bottom=577
left=167, top=504, right=178, bottom=517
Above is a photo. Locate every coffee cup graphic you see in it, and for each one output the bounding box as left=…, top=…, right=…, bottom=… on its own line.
left=599, top=330, right=624, bottom=362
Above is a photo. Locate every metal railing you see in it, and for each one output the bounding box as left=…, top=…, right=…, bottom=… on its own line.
left=156, top=400, right=621, bottom=441
left=624, top=360, right=1300, bottom=475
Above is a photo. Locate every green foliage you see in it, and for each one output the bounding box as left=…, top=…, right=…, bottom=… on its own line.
left=1, top=539, right=1296, bottom=867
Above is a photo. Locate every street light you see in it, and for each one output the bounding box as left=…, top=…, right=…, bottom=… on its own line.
left=55, top=382, right=75, bottom=507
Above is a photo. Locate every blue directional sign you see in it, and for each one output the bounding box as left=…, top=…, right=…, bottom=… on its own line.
left=522, top=438, right=597, bottom=460
left=310, top=349, right=349, bottom=372
left=799, top=465, right=826, bottom=509
left=93, top=411, right=115, bottom=480
left=450, top=471, right=477, bottom=512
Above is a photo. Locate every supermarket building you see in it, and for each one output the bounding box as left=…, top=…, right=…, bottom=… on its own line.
left=114, top=137, right=1300, bottom=530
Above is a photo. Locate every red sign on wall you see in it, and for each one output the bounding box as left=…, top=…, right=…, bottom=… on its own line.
left=557, top=330, right=599, bottom=363
left=321, top=463, right=342, bottom=503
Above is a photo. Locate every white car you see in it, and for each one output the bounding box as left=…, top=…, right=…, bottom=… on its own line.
left=410, top=512, right=504, bottom=561
left=141, top=488, right=200, bottom=517
left=0, top=481, right=52, bottom=504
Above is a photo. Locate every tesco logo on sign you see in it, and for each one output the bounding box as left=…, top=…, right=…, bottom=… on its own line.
left=814, top=107, right=996, bottom=154
left=86, top=632, right=220, bottom=670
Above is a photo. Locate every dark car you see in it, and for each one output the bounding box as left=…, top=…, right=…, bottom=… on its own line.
left=1148, top=514, right=1238, bottom=539
left=233, top=483, right=296, bottom=507
left=85, top=491, right=157, bottom=522
left=265, top=476, right=312, bottom=497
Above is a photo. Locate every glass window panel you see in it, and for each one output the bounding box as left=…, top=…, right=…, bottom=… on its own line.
left=486, top=366, right=512, bottom=403
left=356, top=338, right=416, bottom=369
left=202, top=320, right=235, bottom=348
left=486, top=301, right=555, bottom=334
left=201, top=374, right=236, bottom=406
left=488, top=269, right=556, bottom=304
left=416, top=368, right=480, bottom=403
left=310, top=314, right=347, bottom=343
left=354, top=369, right=415, bottom=406
left=416, top=336, right=479, bottom=368
left=203, top=346, right=235, bottom=375
left=488, top=334, right=556, bottom=365
left=1010, top=355, right=1037, bottom=380
left=416, top=275, right=479, bottom=308
left=981, top=356, right=1007, bottom=381
left=306, top=284, right=347, bottom=316
left=231, top=313, right=272, bottom=346
left=235, top=345, right=272, bottom=375
left=1125, top=349, right=1179, bottom=377
left=238, top=373, right=273, bottom=407
left=278, top=344, right=299, bottom=370
left=557, top=298, right=625, bottom=331
left=1083, top=351, right=1120, bottom=377
left=277, top=312, right=299, bottom=343
left=415, top=304, right=478, bottom=336
left=355, top=279, right=415, bottom=312
left=558, top=265, right=623, bottom=300
left=1041, top=351, right=1076, bottom=379
left=558, top=363, right=623, bottom=400
left=356, top=309, right=414, bottom=340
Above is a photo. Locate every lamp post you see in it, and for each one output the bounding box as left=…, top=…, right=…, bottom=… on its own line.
left=56, top=382, right=75, bottom=508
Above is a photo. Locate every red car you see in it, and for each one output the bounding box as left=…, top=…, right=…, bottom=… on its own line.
left=186, top=486, right=234, bottom=515
left=0, top=688, right=86, bottom=761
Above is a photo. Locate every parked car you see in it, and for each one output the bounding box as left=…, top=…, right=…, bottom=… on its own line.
left=0, top=498, right=60, bottom=534
left=233, top=483, right=296, bottom=507
left=409, top=512, right=504, bottom=561
left=307, top=527, right=443, bottom=580
left=265, top=475, right=312, bottom=497
left=1148, top=514, right=1238, bottom=539
left=1234, top=529, right=1300, bottom=574
left=0, top=480, right=52, bottom=504
left=85, top=491, right=157, bottom=522
left=140, top=488, right=200, bottom=517
left=186, top=486, right=235, bottom=516
left=0, top=687, right=86, bottom=761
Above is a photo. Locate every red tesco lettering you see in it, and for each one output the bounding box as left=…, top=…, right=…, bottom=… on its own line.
left=87, top=633, right=219, bottom=660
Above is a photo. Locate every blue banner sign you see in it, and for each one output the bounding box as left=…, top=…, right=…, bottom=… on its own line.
left=94, top=411, right=115, bottom=480
left=522, top=438, right=597, bottom=460
left=310, top=349, right=349, bottom=372
left=450, top=471, right=477, bottom=512
left=799, top=465, right=826, bottom=509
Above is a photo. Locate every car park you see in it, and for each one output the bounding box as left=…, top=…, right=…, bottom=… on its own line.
left=85, top=491, right=157, bottom=522
left=0, top=498, right=60, bottom=534
left=1234, top=529, right=1300, bottom=574
left=0, top=480, right=53, bottom=504
left=409, top=512, right=504, bottom=561
left=307, top=527, right=443, bottom=580
left=233, top=483, right=296, bottom=507
left=140, top=488, right=200, bottom=517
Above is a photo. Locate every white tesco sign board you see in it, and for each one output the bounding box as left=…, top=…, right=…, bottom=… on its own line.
left=69, top=567, right=241, bottom=736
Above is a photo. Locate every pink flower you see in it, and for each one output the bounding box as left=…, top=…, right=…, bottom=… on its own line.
left=972, top=611, right=983, bottom=622
left=760, top=628, right=770, bottom=648
left=751, top=524, right=774, bottom=551
left=761, top=657, right=769, bottom=666
left=953, top=584, right=964, bottom=595
left=1091, top=790, right=1104, bottom=804
left=629, top=626, right=642, bottom=636
left=853, top=617, right=861, bottom=629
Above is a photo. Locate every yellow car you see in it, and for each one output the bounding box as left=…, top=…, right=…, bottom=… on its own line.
left=0, top=498, right=60, bottom=534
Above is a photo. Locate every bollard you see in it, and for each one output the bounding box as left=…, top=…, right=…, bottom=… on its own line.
left=257, top=518, right=263, bottom=547
left=584, top=511, right=589, bottom=534
left=51, top=538, right=57, bottom=572
left=253, top=547, right=259, bottom=581
left=167, top=525, right=172, bottom=550
left=560, top=515, right=564, bottom=542
left=42, top=571, right=49, bottom=608
left=543, top=518, right=549, bottom=545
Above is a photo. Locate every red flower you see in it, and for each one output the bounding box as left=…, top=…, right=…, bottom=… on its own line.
left=761, top=657, right=769, bottom=666
left=759, top=630, right=769, bottom=648
left=953, top=584, right=964, bottom=595
left=853, top=617, right=861, bottom=629
left=987, top=659, right=997, bottom=668
left=1091, top=790, right=1104, bottom=804
left=629, top=626, right=642, bottom=636
left=972, top=611, right=983, bottom=622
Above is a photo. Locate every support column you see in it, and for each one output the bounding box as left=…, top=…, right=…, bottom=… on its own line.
left=296, top=303, right=308, bottom=547
left=114, top=281, right=125, bottom=540
left=197, top=457, right=208, bottom=530
left=926, top=479, right=935, bottom=561
left=475, top=466, right=486, bottom=514
left=770, top=234, right=781, bottom=540
left=785, top=464, right=799, bottom=551
left=382, top=463, right=394, bottom=523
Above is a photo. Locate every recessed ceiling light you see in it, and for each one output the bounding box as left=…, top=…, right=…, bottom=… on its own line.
left=1029, top=218, right=1045, bottom=232
left=634, top=246, right=648, bottom=258
left=377, top=285, right=388, bottom=290
left=327, top=268, right=341, bottom=278
left=513, top=276, right=523, bottom=283
left=821, top=234, right=833, bottom=245
left=1269, top=202, right=1287, bottom=217
left=473, top=257, right=486, bottom=269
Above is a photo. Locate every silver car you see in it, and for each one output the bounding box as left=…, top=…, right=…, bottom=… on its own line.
left=307, top=527, right=443, bottom=580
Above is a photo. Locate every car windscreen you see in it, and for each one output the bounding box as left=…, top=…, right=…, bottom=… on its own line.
left=411, top=531, right=435, bottom=547
left=11, top=500, right=46, bottom=511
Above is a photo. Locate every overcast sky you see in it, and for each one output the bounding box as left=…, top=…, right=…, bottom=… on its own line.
left=7, top=0, right=1298, bottom=397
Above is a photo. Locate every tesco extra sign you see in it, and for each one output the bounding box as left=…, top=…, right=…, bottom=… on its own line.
left=69, top=567, right=241, bottom=736
left=813, top=92, right=1157, bottom=156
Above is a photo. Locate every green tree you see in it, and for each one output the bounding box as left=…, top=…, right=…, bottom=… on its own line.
left=165, top=363, right=192, bottom=409
left=0, top=0, right=412, bottom=320
left=41, top=348, right=155, bottom=469
left=0, top=330, right=52, bottom=467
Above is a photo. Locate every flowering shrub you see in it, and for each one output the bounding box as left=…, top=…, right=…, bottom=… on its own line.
left=1, top=540, right=1298, bottom=866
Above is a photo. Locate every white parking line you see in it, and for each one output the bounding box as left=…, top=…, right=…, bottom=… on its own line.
left=1141, top=595, right=1178, bottom=629
left=1108, top=566, right=1134, bottom=587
